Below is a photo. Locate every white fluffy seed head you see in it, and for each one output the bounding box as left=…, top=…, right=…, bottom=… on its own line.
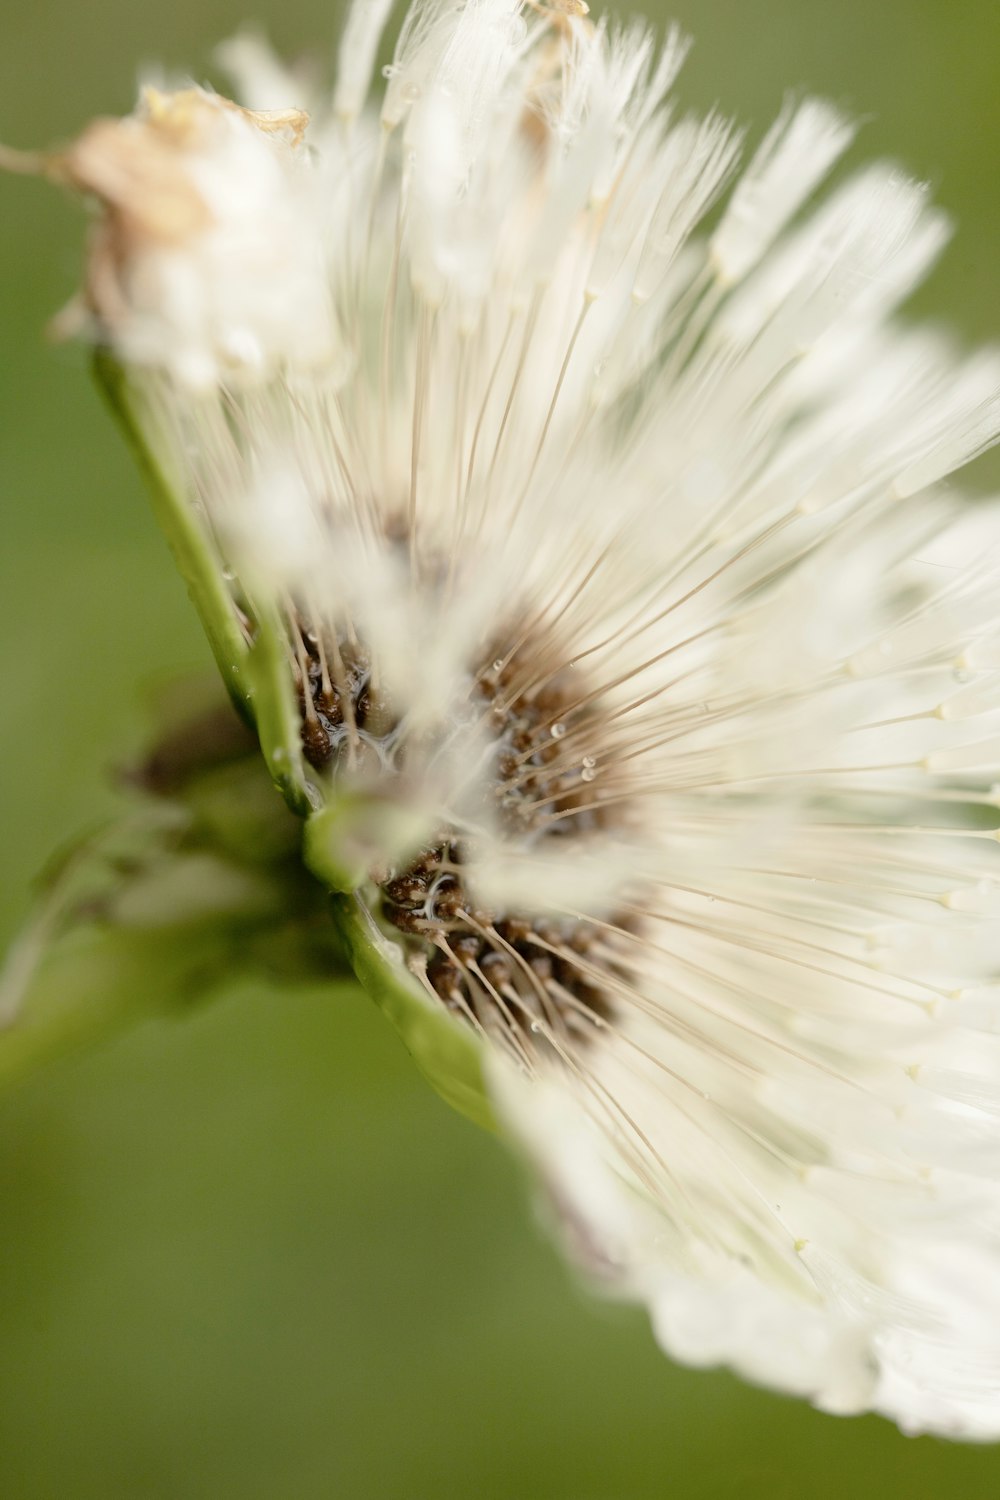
left=36, top=0, right=1000, bottom=1441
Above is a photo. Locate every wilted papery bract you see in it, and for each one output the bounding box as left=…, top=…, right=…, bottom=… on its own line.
left=36, top=0, right=1000, bottom=1439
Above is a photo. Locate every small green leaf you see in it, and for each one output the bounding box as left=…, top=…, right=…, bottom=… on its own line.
left=0, top=922, right=245, bottom=1093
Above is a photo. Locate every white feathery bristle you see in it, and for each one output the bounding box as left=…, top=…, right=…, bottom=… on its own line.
left=405, top=0, right=531, bottom=304
left=333, top=0, right=397, bottom=124
left=710, top=96, right=856, bottom=286
left=895, top=385, right=1000, bottom=496
left=467, top=833, right=640, bottom=917
left=589, top=20, right=689, bottom=203
left=407, top=86, right=466, bottom=304
left=633, top=112, right=743, bottom=301
left=214, top=31, right=308, bottom=112
left=381, top=0, right=459, bottom=130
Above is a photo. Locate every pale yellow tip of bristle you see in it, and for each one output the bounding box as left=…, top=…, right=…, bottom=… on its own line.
left=0, top=142, right=47, bottom=177
left=140, top=84, right=169, bottom=117
left=45, top=295, right=90, bottom=345
left=528, top=0, right=590, bottom=18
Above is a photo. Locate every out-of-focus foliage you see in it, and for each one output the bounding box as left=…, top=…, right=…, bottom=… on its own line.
left=1, top=1, right=999, bottom=1495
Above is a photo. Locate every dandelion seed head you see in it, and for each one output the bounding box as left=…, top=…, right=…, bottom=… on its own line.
left=21, top=0, right=1000, bottom=1439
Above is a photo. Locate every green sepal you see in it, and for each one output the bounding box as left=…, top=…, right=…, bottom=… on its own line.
left=95, top=354, right=317, bottom=820
left=303, top=793, right=432, bottom=895
left=304, top=800, right=493, bottom=1129
left=93, top=352, right=252, bottom=720
left=331, top=891, right=494, bottom=1134
left=244, top=599, right=313, bottom=817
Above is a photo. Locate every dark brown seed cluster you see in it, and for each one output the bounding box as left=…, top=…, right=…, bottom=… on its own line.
left=477, top=654, right=608, bottom=839
left=298, top=634, right=384, bottom=771
left=382, top=844, right=614, bottom=1040
left=296, top=629, right=621, bottom=1047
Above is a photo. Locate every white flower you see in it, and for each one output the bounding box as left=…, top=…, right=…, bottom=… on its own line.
left=30, top=0, right=1000, bottom=1440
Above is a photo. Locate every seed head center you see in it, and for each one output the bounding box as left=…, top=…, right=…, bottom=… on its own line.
left=296, top=622, right=628, bottom=1051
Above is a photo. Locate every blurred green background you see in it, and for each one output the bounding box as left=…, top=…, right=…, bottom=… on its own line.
left=2, top=1, right=999, bottom=1495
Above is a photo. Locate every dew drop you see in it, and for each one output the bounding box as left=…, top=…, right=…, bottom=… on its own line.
left=580, top=766, right=597, bottom=782
left=551, top=722, right=566, bottom=739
